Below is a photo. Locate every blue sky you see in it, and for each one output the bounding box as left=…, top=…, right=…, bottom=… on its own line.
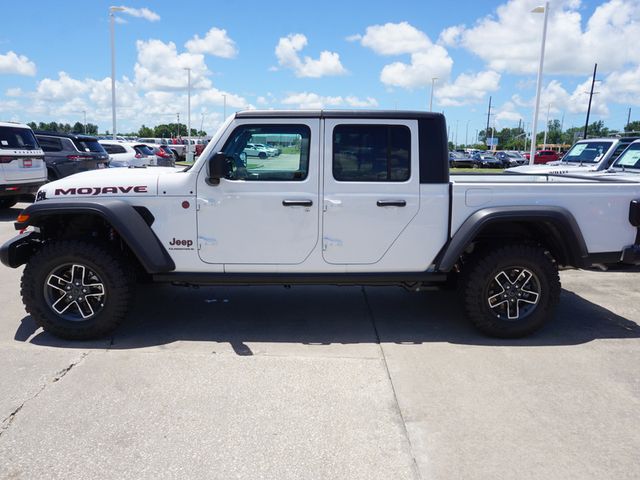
left=0, top=0, right=638, bottom=139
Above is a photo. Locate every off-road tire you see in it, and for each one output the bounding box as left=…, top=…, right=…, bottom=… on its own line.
left=21, top=240, right=134, bottom=340
left=461, top=243, right=561, bottom=338
left=0, top=197, right=17, bottom=209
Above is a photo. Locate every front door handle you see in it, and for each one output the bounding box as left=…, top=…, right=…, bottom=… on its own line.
left=377, top=200, right=406, bottom=207
left=282, top=199, right=313, bottom=207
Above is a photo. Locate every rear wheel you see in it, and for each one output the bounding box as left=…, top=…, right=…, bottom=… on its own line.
left=21, top=240, right=134, bottom=340
left=0, top=197, right=17, bottom=209
left=461, top=243, right=561, bottom=338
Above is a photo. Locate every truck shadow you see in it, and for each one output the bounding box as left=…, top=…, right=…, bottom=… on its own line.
left=15, top=284, right=640, bottom=350
left=0, top=206, right=23, bottom=222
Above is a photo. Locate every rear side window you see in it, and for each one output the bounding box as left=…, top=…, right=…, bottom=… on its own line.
left=134, top=145, right=155, bottom=155
left=37, top=136, right=64, bottom=152
left=0, top=127, right=39, bottom=150
left=333, top=125, right=410, bottom=182
left=73, top=139, right=106, bottom=153
left=102, top=144, right=127, bottom=154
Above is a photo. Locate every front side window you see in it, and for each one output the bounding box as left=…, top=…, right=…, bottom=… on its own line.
left=613, top=143, right=640, bottom=169
left=221, top=124, right=310, bottom=181
left=333, top=124, right=410, bottom=182
left=38, top=136, right=63, bottom=152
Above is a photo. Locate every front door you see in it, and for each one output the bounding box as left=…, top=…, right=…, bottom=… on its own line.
left=322, top=119, right=420, bottom=264
left=197, top=120, right=320, bottom=265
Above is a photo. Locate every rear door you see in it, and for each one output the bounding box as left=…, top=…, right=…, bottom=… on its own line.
left=322, top=119, right=420, bottom=264
left=1, top=127, right=45, bottom=182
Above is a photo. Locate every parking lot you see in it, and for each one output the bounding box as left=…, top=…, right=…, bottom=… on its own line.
left=1, top=203, right=639, bottom=480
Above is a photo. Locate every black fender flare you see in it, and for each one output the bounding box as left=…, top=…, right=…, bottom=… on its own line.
left=435, top=206, right=589, bottom=271
left=11, top=200, right=175, bottom=273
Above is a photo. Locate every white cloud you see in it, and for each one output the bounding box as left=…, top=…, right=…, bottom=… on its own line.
left=117, top=6, right=160, bottom=22
left=185, top=27, right=238, bottom=58
left=134, top=39, right=211, bottom=90
left=275, top=34, right=347, bottom=78
left=355, top=22, right=454, bottom=89
left=456, top=0, right=640, bottom=75
left=380, top=49, right=453, bottom=89
left=0, top=51, right=36, bottom=76
left=36, top=72, right=89, bottom=100
left=5, top=87, right=22, bottom=97
left=438, top=25, right=465, bottom=47
left=436, top=70, right=501, bottom=106
left=281, top=92, right=377, bottom=109
left=359, top=22, right=430, bottom=55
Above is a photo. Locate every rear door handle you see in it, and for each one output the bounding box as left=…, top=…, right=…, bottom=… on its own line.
left=377, top=200, right=406, bottom=207
left=282, top=199, right=313, bottom=207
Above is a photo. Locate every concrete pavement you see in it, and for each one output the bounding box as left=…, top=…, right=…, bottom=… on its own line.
left=1, top=203, right=639, bottom=479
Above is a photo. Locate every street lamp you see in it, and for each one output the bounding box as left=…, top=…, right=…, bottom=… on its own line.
left=184, top=68, right=192, bottom=161
left=429, top=77, right=438, bottom=112
left=529, top=2, right=550, bottom=164
left=109, top=6, right=125, bottom=140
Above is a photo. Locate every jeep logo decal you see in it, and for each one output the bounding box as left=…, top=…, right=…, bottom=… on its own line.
left=54, top=186, right=148, bottom=196
left=168, top=238, right=194, bottom=250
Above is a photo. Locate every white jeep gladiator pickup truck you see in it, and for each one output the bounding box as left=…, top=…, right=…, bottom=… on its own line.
left=2, top=110, right=639, bottom=340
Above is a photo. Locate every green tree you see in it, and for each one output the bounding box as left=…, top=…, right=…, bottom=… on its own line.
left=138, top=125, right=154, bottom=137
left=72, top=121, right=84, bottom=133
left=624, top=120, right=640, bottom=133
left=85, top=123, right=98, bottom=135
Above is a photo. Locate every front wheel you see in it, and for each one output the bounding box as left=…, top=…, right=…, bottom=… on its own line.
left=21, top=240, right=134, bottom=340
left=461, top=243, right=561, bottom=338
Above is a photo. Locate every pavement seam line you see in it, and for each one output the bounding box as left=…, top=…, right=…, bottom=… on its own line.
left=361, top=287, right=423, bottom=480
left=0, top=351, right=89, bottom=438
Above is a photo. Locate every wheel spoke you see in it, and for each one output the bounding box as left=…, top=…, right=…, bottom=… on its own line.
left=84, top=283, right=105, bottom=297
left=506, top=300, right=520, bottom=320
left=493, top=271, right=511, bottom=291
left=71, top=264, right=86, bottom=284
left=519, top=288, right=540, bottom=304
left=514, top=269, right=532, bottom=288
left=46, top=274, right=70, bottom=293
left=488, top=292, right=508, bottom=309
left=76, top=297, right=95, bottom=319
left=51, top=295, right=74, bottom=315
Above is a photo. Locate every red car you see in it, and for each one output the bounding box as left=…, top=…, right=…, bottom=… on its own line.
left=523, top=150, right=560, bottom=164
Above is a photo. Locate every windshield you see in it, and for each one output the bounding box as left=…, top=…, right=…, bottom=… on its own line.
left=73, top=139, right=106, bottom=153
left=0, top=127, right=39, bottom=150
left=612, top=143, right=640, bottom=170
left=562, top=141, right=612, bottom=163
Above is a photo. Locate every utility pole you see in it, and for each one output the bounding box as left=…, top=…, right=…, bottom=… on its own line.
left=465, top=120, right=470, bottom=147
left=223, top=94, right=227, bottom=119
left=485, top=96, right=492, bottom=147
left=627, top=107, right=632, bottom=131
left=454, top=120, right=459, bottom=149
left=583, top=63, right=598, bottom=139
left=429, top=77, right=438, bottom=112
left=184, top=68, right=192, bottom=160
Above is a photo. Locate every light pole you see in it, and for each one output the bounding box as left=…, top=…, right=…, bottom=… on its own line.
left=465, top=120, right=471, bottom=147
left=82, top=110, right=87, bottom=134
left=429, top=77, right=438, bottom=112
left=184, top=68, right=192, bottom=161
left=454, top=120, right=459, bottom=149
left=529, top=2, right=549, bottom=165
left=543, top=103, right=551, bottom=149
left=109, top=6, right=124, bottom=140
left=223, top=94, right=227, bottom=119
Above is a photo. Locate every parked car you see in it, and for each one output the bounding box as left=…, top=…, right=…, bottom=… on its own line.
left=523, top=149, right=560, bottom=164
left=495, top=151, right=527, bottom=167
left=449, top=151, right=474, bottom=168
left=99, top=141, right=155, bottom=167
left=252, top=143, right=279, bottom=156
left=4, top=110, right=640, bottom=341
left=508, top=137, right=638, bottom=175
left=0, top=122, right=46, bottom=208
left=35, top=132, right=109, bottom=181
left=147, top=145, right=176, bottom=167
left=243, top=143, right=272, bottom=159
left=472, top=152, right=503, bottom=168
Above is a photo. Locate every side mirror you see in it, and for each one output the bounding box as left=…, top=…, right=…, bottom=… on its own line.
left=208, top=152, right=229, bottom=185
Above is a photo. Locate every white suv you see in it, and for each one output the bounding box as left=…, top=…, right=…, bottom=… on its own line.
left=0, top=122, right=46, bottom=208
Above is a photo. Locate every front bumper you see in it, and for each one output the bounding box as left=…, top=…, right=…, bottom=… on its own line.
left=0, top=230, right=39, bottom=268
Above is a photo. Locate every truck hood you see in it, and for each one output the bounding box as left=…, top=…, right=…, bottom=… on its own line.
left=507, top=163, right=598, bottom=175
left=36, top=166, right=181, bottom=201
